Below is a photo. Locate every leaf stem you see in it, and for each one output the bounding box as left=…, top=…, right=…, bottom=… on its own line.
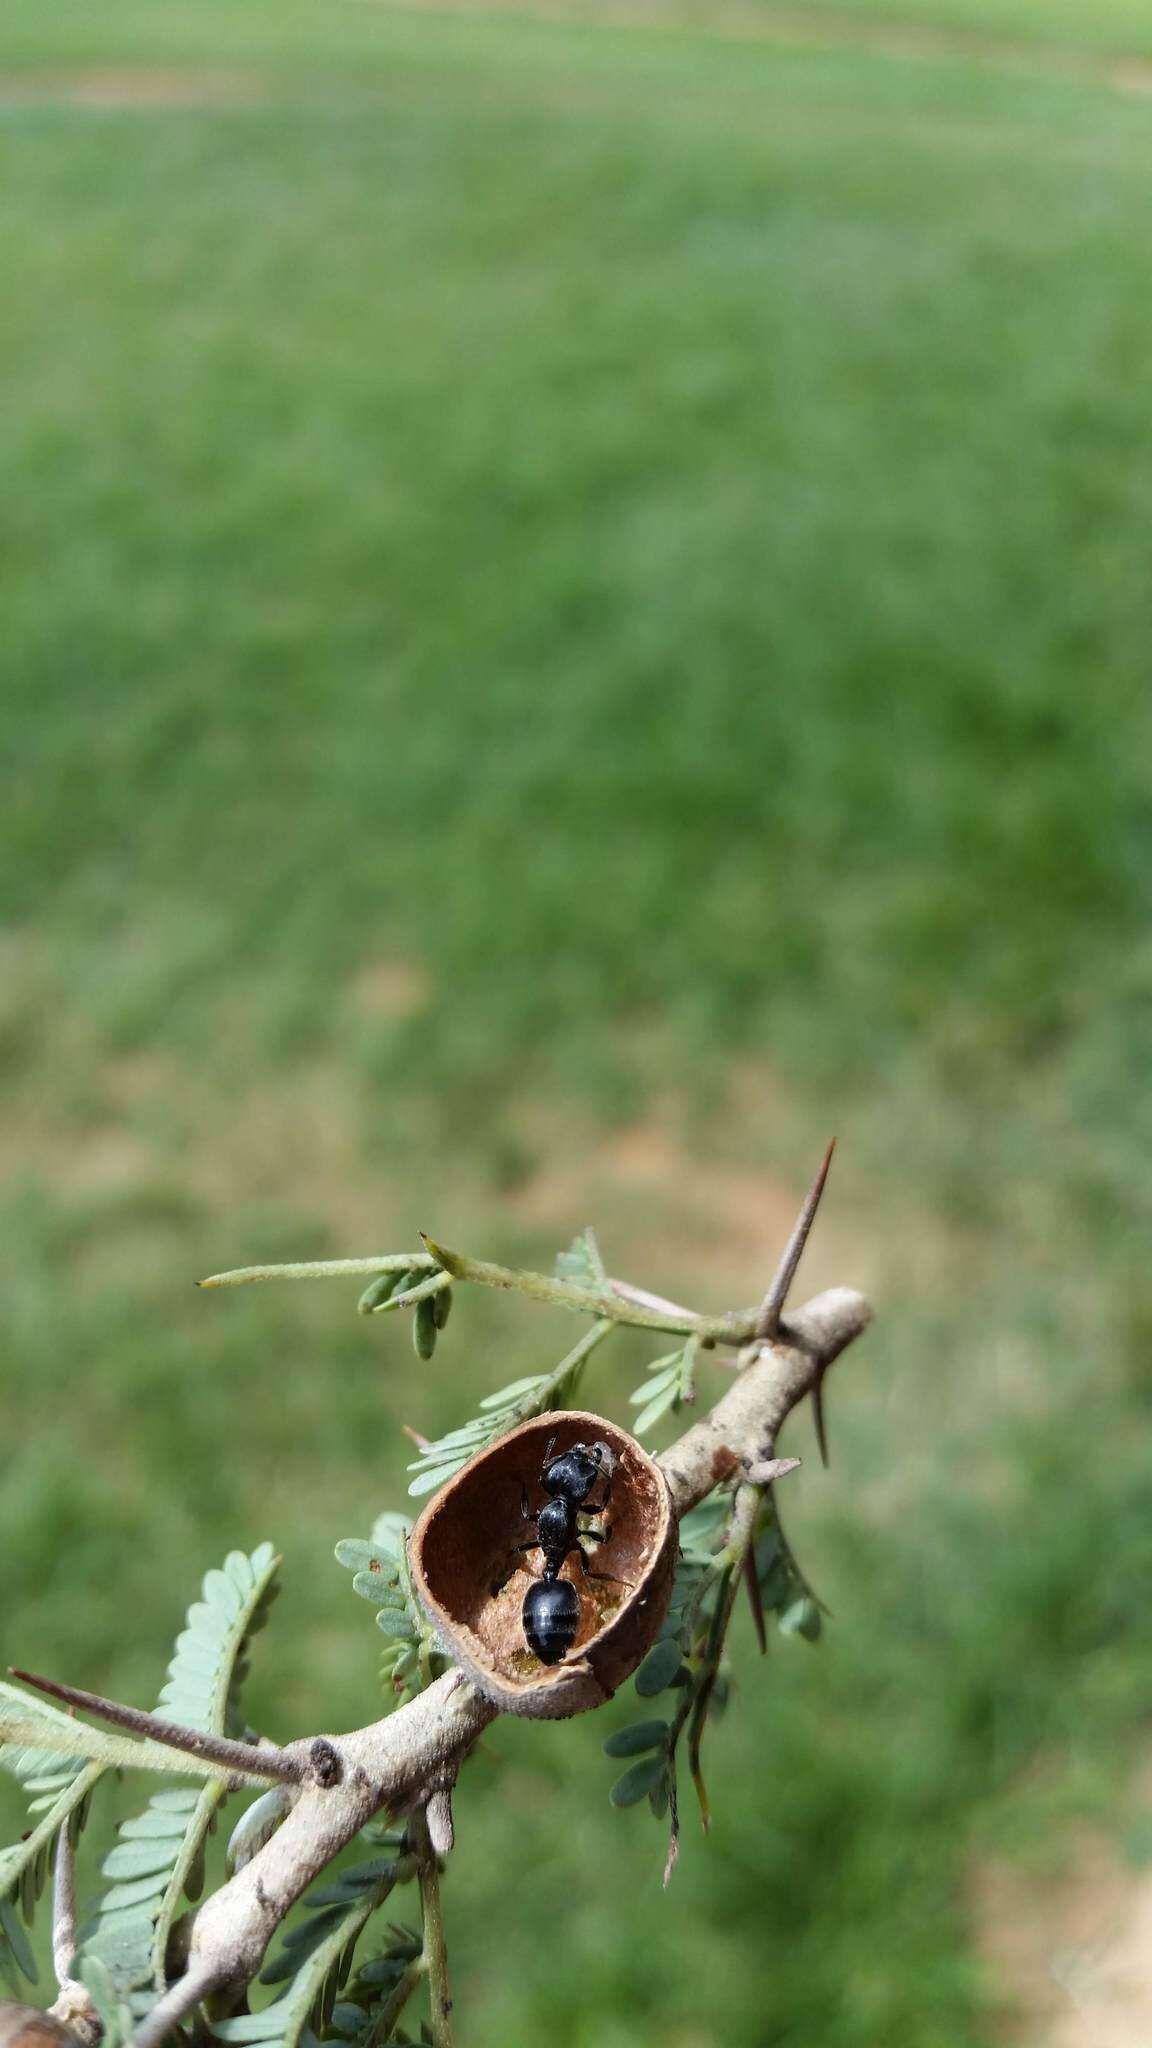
left=198, top=1255, right=436, bottom=1289
left=366, top=1956, right=427, bottom=2047
left=372, top=1269, right=452, bottom=1315
left=421, top=1237, right=753, bottom=1345
left=681, top=1483, right=762, bottom=1831
left=412, top=1809, right=453, bottom=2048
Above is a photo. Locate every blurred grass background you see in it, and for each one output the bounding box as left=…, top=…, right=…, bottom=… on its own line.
left=2, top=0, right=1152, bottom=2041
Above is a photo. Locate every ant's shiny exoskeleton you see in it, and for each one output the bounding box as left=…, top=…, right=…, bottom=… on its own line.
left=498, top=1438, right=623, bottom=1665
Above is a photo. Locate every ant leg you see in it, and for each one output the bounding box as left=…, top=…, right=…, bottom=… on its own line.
left=581, top=1526, right=612, bottom=1545
left=576, top=1546, right=630, bottom=1589
left=490, top=1541, right=539, bottom=1596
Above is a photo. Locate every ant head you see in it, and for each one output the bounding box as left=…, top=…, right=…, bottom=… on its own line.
left=583, top=1440, right=616, bottom=1482
left=543, top=1441, right=616, bottom=1504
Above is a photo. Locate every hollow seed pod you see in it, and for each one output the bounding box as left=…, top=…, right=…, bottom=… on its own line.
left=409, top=1410, right=675, bottom=1718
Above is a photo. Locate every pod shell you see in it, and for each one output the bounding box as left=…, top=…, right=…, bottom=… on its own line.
left=409, top=1409, right=676, bottom=1718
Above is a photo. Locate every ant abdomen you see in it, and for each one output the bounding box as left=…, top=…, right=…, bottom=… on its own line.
left=523, top=1577, right=579, bottom=1665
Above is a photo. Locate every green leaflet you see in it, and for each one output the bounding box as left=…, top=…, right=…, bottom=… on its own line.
left=209, top=2010, right=296, bottom=2043
left=633, top=1639, right=684, bottom=1697
left=553, top=1227, right=607, bottom=1289
left=412, top=1295, right=439, bottom=1361
left=628, top=1335, right=699, bottom=1437
left=602, top=1720, right=669, bottom=1759
left=80, top=1541, right=280, bottom=2006
left=0, top=1894, right=37, bottom=1984
left=609, top=1756, right=666, bottom=1807
left=199, top=1254, right=434, bottom=1292
left=79, top=1953, right=138, bottom=2048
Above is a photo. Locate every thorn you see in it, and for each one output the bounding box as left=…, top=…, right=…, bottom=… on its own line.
left=607, top=1278, right=695, bottom=1320
left=691, top=1762, right=712, bottom=1834
left=662, top=1774, right=682, bottom=1888
left=419, top=1232, right=463, bottom=1278
left=743, top=1549, right=767, bottom=1656
left=9, top=1670, right=305, bottom=1785
left=755, top=1139, right=836, bottom=1341
left=812, top=1371, right=831, bottom=1469
left=402, top=1424, right=430, bottom=1450
left=688, top=1677, right=716, bottom=1832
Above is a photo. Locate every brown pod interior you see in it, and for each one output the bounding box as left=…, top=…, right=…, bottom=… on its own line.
left=410, top=1410, right=676, bottom=1717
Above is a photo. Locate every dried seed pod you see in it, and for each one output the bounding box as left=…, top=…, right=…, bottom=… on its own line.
left=409, top=1410, right=676, bottom=1719
left=0, top=2007, right=84, bottom=2048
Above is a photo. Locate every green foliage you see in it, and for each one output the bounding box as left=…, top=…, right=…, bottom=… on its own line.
left=0, top=1748, right=100, bottom=1991
left=628, top=1336, right=699, bottom=1437
left=78, top=1953, right=139, bottom=2048
left=608, top=1756, right=667, bottom=1808
left=632, top=1640, right=684, bottom=1700
left=335, top=1516, right=448, bottom=1706
left=0, top=1895, right=37, bottom=1994
left=606, top=1486, right=825, bottom=1850
left=205, top=1849, right=419, bottom=2048
left=553, top=1230, right=607, bottom=1291
left=80, top=1544, right=279, bottom=2007
left=601, top=1720, right=669, bottom=1759
left=321, top=1927, right=426, bottom=2048
left=411, top=1296, right=439, bottom=1363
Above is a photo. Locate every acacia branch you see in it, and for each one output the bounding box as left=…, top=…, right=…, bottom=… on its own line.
left=154, top=1282, right=869, bottom=2019
left=22, top=1149, right=872, bottom=2048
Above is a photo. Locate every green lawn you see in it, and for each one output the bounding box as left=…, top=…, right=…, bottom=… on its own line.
left=2, top=3, right=1152, bottom=2043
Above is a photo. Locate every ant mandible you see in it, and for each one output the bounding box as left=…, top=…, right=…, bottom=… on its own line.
left=509, top=1437, right=620, bottom=1665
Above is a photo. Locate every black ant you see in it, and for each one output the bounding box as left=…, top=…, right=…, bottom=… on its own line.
left=497, top=1438, right=623, bottom=1665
